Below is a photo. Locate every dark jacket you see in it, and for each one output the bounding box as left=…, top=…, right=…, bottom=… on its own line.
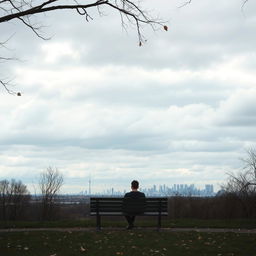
left=124, top=191, right=145, bottom=198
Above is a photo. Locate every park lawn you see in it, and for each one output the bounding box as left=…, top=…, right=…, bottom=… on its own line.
left=1, top=218, right=256, bottom=229
left=0, top=230, right=256, bottom=256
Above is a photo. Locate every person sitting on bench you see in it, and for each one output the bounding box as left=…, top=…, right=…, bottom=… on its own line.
left=124, top=180, right=145, bottom=230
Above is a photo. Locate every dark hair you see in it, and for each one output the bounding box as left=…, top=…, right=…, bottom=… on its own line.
left=131, top=180, right=139, bottom=189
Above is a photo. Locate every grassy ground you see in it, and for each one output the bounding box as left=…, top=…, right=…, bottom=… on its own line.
left=1, top=218, right=256, bottom=229
left=0, top=230, right=256, bottom=256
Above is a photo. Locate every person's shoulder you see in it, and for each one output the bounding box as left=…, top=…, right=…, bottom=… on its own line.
left=135, top=191, right=145, bottom=198
left=139, top=191, right=146, bottom=197
left=124, top=191, right=145, bottom=198
left=124, top=192, right=132, bottom=197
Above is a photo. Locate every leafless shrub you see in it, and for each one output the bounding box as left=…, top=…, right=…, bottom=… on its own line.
left=221, top=148, right=256, bottom=217
left=39, top=167, right=63, bottom=220
left=0, top=179, right=30, bottom=220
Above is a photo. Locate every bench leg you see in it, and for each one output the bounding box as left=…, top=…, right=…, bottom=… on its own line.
left=157, top=214, right=161, bottom=231
left=96, top=214, right=101, bottom=231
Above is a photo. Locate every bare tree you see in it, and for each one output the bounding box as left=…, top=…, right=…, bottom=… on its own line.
left=222, top=148, right=256, bottom=217
left=0, top=179, right=30, bottom=220
left=39, top=167, right=64, bottom=220
left=223, top=149, right=256, bottom=194
left=9, top=179, right=30, bottom=220
left=0, top=0, right=166, bottom=94
left=0, top=180, right=9, bottom=220
left=241, top=147, right=256, bottom=189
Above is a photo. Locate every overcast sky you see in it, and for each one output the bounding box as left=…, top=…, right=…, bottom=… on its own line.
left=1, top=0, right=256, bottom=194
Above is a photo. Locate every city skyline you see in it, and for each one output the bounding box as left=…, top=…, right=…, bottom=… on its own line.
left=81, top=182, right=215, bottom=197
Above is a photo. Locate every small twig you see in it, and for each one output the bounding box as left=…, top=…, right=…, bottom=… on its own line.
left=96, top=4, right=105, bottom=17
left=18, top=17, right=50, bottom=40
left=76, top=7, right=93, bottom=21
left=0, top=79, right=16, bottom=95
left=242, top=0, right=249, bottom=10
left=178, top=0, right=192, bottom=8
left=0, top=56, right=17, bottom=61
left=0, top=34, right=16, bottom=49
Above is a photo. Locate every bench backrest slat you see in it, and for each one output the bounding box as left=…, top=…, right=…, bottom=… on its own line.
left=90, top=197, right=168, bottom=215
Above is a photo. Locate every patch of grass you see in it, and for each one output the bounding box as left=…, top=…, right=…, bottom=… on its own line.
left=1, top=218, right=255, bottom=229
left=165, top=218, right=256, bottom=229
left=0, top=230, right=256, bottom=256
left=0, top=219, right=93, bottom=229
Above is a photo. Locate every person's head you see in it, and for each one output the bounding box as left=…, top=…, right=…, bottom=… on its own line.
left=131, top=180, right=139, bottom=190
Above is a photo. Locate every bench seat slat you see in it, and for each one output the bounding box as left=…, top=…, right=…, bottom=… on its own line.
left=91, top=207, right=168, bottom=210
left=91, top=212, right=168, bottom=216
left=90, top=197, right=168, bottom=202
left=90, top=207, right=168, bottom=211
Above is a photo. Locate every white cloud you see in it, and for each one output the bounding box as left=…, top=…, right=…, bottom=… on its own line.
left=215, top=88, right=256, bottom=126
left=41, top=42, right=79, bottom=63
left=1, top=0, right=256, bottom=193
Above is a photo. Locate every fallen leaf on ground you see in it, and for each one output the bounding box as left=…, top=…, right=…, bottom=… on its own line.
left=80, top=246, right=87, bottom=252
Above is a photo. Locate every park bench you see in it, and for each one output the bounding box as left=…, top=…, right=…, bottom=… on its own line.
left=90, top=197, right=168, bottom=230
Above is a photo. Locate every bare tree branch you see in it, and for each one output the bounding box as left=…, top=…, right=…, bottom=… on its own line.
left=242, top=147, right=256, bottom=186
left=0, top=79, right=15, bottom=95
left=178, top=0, right=192, bottom=8
left=223, top=147, right=256, bottom=196
left=242, top=0, right=249, bottom=10
left=178, top=0, right=250, bottom=9
left=0, top=0, right=166, bottom=94
left=18, top=16, right=50, bottom=39
left=0, top=0, right=165, bottom=43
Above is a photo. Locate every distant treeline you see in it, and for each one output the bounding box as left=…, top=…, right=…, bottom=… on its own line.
left=1, top=193, right=255, bottom=221
left=168, top=194, right=256, bottom=219
left=1, top=158, right=256, bottom=221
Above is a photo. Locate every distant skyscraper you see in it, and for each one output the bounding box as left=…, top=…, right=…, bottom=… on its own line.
left=205, top=184, right=214, bottom=195
left=88, top=176, right=91, bottom=195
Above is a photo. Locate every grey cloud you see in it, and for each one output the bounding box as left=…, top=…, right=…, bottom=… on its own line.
left=2, top=0, right=256, bottom=72
left=215, top=90, right=256, bottom=127
left=1, top=0, right=256, bottom=193
left=61, top=1, right=256, bottom=70
left=68, top=79, right=231, bottom=108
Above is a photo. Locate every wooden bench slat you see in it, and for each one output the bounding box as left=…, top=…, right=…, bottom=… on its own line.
left=91, top=212, right=168, bottom=216
left=90, top=197, right=168, bottom=230
left=91, top=197, right=166, bottom=202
